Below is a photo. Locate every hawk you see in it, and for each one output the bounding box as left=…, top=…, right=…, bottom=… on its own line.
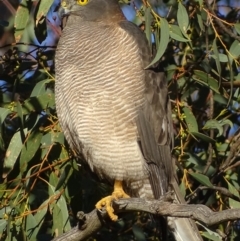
left=55, top=0, right=203, bottom=240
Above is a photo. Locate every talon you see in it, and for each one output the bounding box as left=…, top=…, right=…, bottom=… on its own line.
left=95, top=180, right=130, bottom=221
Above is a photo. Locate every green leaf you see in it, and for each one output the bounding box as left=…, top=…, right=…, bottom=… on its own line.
left=229, top=40, right=240, bottom=63
left=50, top=190, right=71, bottom=235
left=177, top=2, right=189, bottom=39
left=35, top=0, right=54, bottom=25
left=49, top=172, right=59, bottom=188
left=193, top=70, right=219, bottom=94
left=3, top=129, right=27, bottom=179
left=191, top=132, right=216, bottom=143
left=189, top=172, right=213, bottom=187
left=182, top=106, right=198, bottom=132
left=41, top=132, right=59, bottom=158
left=21, top=93, right=55, bottom=114
left=210, top=53, right=228, bottom=63
left=52, top=202, right=63, bottom=236
left=227, top=179, right=239, bottom=193
left=186, top=153, right=216, bottom=175
left=30, top=79, right=52, bottom=97
left=197, top=0, right=203, bottom=8
left=213, top=93, right=227, bottom=105
left=34, top=199, right=48, bottom=230
left=146, top=18, right=169, bottom=67
left=57, top=194, right=71, bottom=232
left=132, top=225, right=146, bottom=241
left=26, top=213, right=39, bottom=240
left=179, top=180, right=186, bottom=197
left=0, top=219, right=7, bottom=234
left=49, top=186, right=71, bottom=234
left=16, top=101, right=24, bottom=129
left=0, top=183, right=7, bottom=198
left=53, top=132, right=65, bottom=144
left=212, top=38, right=221, bottom=75
left=234, top=23, right=240, bottom=35
left=19, top=129, right=43, bottom=174
left=226, top=181, right=240, bottom=208
left=201, top=229, right=222, bottom=241
left=14, top=0, right=30, bottom=42
left=0, top=206, right=12, bottom=219
left=169, top=24, right=189, bottom=42
left=0, top=107, right=10, bottom=125
left=197, top=13, right=204, bottom=32
left=216, top=142, right=229, bottom=152
left=55, top=164, right=73, bottom=191
left=144, top=7, right=152, bottom=48
left=203, top=120, right=223, bottom=137
left=177, top=77, right=186, bottom=88
left=220, top=119, right=233, bottom=128
left=41, top=132, right=64, bottom=146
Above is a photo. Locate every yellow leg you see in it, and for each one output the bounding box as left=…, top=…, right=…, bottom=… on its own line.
left=95, top=180, right=130, bottom=221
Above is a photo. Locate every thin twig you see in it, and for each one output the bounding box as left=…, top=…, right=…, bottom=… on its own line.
left=204, top=0, right=240, bottom=42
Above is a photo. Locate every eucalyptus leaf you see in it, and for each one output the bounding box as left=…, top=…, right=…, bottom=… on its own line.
left=30, top=79, right=52, bottom=97
left=21, top=93, right=55, bottom=114
left=183, top=106, right=198, bottom=132
left=132, top=225, right=146, bottom=241
left=146, top=18, right=169, bottom=67
left=19, top=129, right=43, bottom=174
left=203, top=119, right=223, bottom=136
left=144, top=7, right=152, bottom=48
left=193, top=70, right=219, bottom=94
left=234, top=23, right=240, bottom=35
left=3, top=129, right=27, bottom=179
left=189, top=172, right=213, bottom=187
left=14, top=0, right=30, bottom=42
left=26, top=213, right=39, bottom=240
left=191, top=132, right=216, bottom=143
left=55, top=164, right=73, bottom=191
left=170, top=24, right=189, bottom=42
left=0, top=107, right=10, bottom=125
left=212, top=38, right=221, bottom=75
left=177, top=2, right=189, bottom=39
left=35, top=0, right=54, bottom=25
left=226, top=181, right=240, bottom=209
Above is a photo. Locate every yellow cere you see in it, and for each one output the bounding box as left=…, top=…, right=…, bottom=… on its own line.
left=61, top=0, right=67, bottom=7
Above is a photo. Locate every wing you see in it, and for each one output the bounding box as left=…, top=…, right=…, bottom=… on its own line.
left=137, top=70, right=174, bottom=198
left=119, top=20, right=203, bottom=241
left=119, top=20, right=173, bottom=198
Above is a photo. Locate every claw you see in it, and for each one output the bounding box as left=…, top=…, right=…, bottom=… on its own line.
left=95, top=180, right=130, bottom=221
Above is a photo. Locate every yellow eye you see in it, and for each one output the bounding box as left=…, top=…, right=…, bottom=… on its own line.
left=77, top=0, right=89, bottom=5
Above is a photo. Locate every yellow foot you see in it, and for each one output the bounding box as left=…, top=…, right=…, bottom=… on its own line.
left=95, top=180, right=130, bottom=221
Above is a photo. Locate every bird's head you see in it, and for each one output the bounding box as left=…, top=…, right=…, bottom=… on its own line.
left=58, top=0, right=124, bottom=22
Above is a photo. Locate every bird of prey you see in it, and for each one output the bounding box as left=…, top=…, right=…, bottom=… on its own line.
left=55, top=0, right=203, bottom=240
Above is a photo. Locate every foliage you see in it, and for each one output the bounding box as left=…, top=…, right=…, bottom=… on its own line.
left=0, top=0, right=240, bottom=240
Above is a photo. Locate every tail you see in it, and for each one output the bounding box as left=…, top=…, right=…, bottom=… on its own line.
left=168, top=179, right=203, bottom=241
left=136, top=109, right=203, bottom=241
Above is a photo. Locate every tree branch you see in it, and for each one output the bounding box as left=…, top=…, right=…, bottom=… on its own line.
left=204, top=0, right=240, bottom=42
left=52, top=195, right=240, bottom=241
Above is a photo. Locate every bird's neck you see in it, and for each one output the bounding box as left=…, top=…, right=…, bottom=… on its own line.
left=67, top=9, right=125, bottom=25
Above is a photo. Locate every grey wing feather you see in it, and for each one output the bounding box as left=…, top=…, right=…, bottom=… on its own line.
left=120, top=21, right=204, bottom=241
left=137, top=66, right=174, bottom=198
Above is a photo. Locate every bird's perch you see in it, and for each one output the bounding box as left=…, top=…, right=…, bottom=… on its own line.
left=52, top=192, right=240, bottom=241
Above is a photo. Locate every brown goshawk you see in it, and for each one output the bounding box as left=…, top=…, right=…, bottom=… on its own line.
left=55, top=0, right=203, bottom=240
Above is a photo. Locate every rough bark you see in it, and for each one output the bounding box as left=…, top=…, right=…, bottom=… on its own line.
left=52, top=193, right=240, bottom=241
